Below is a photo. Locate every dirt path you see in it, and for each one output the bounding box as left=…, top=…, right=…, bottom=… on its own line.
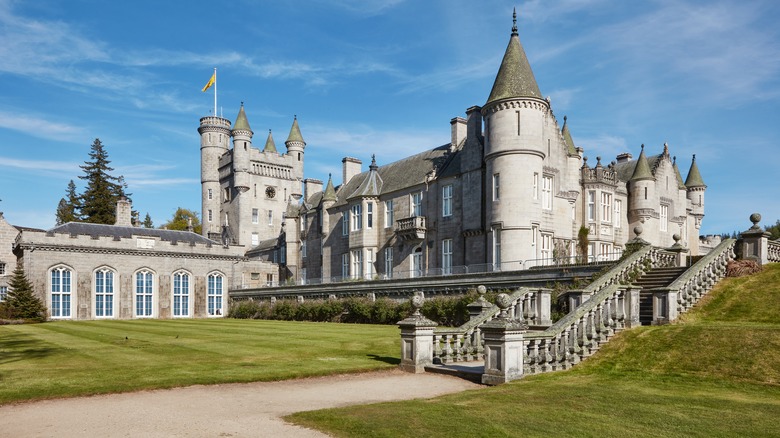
left=0, top=370, right=479, bottom=437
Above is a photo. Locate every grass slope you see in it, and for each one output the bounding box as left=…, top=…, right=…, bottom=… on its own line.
left=0, top=319, right=398, bottom=404
left=288, top=263, right=780, bottom=438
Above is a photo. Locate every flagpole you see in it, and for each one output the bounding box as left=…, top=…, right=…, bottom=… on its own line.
left=213, top=67, right=218, bottom=118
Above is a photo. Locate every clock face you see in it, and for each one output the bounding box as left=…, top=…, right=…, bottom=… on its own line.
left=265, top=186, right=276, bottom=198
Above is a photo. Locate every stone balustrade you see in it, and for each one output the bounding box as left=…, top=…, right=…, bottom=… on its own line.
left=768, top=240, right=780, bottom=263
left=664, top=238, right=736, bottom=315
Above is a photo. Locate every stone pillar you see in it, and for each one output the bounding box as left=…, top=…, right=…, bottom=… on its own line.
left=652, top=288, right=678, bottom=324
left=667, top=234, right=689, bottom=267
left=481, top=293, right=528, bottom=386
left=740, top=213, right=770, bottom=265
left=623, top=286, right=641, bottom=328
left=566, top=290, right=589, bottom=312
left=397, top=293, right=438, bottom=373
left=535, top=288, right=552, bottom=326
left=467, top=285, right=491, bottom=320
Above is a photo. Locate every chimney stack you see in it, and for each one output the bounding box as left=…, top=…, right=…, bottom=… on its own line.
left=114, top=197, right=132, bottom=227
left=342, top=157, right=362, bottom=186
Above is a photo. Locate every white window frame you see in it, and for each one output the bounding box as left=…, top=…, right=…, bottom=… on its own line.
left=50, top=265, right=73, bottom=319
left=442, top=239, right=453, bottom=275
left=542, top=175, right=553, bottom=210
left=94, top=267, right=115, bottom=318
left=411, top=192, right=423, bottom=217
left=493, top=227, right=502, bottom=269
left=134, top=269, right=155, bottom=318
left=366, top=248, right=374, bottom=279
left=384, top=247, right=393, bottom=279
left=385, top=200, right=394, bottom=228
left=614, top=200, right=622, bottom=228
left=660, top=204, right=669, bottom=232
left=342, top=211, right=349, bottom=236
left=342, top=253, right=350, bottom=278
left=367, top=202, right=374, bottom=229
left=251, top=232, right=259, bottom=247
left=411, top=247, right=423, bottom=278
left=0, top=286, right=7, bottom=302
left=533, top=173, right=539, bottom=200
left=442, top=184, right=453, bottom=217
left=252, top=208, right=259, bottom=224
left=601, top=192, right=612, bottom=223
left=351, top=204, right=362, bottom=231
left=207, top=272, right=224, bottom=317
left=172, top=270, right=191, bottom=318
left=587, top=191, right=596, bottom=221
left=267, top=210, right=273, bottom=226
left=493, top=173, right=500, bottom=201
left=351, top=249, right=363, bottom=279
left=541, top=234, right=552, bottom=263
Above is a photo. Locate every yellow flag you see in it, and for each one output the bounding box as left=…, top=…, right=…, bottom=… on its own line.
left=202, top=72, right=216, bottom=92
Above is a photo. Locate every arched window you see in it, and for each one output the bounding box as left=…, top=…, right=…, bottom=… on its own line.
left=135, top=269, right=155, bottom=318
left=207, top=272, right=224, bottom=317
left=94, top=267, right=115, bottom=318
left=50, top=266, right=73, bottom=318
left=172, top=271, right=190, bottom=317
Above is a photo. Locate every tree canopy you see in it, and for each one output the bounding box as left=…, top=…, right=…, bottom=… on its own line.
left=55, top=180, right=82, bottom=225
left=160, top=208, right=202, bottom=234
left=2, top=263, right=46, bottom=321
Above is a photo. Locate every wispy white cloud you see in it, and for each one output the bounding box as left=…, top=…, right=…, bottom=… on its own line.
left=314, top=0, right=406, bottom=17
left=0, top=156, right=80, bottom=173
left=0, top=111, right=85, bottom=142
left=520, top=0, right=611, bottom=23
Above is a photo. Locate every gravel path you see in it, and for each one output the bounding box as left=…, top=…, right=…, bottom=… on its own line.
left=0, top=370, right=479, bottom=437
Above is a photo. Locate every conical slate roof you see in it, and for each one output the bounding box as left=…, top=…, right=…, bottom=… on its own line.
left=348, top=155, right=383, bottom=199
left=263, top=130, right=277, bottom=153
left=561, top=116, right=577, bottom=155
left=233, top=103, right=252, bottom=133
left=286, top=116, right=305, bottom=145
left=485, top=10, right=542, bottom=105
left=685, top=155, right=706, bottom=188
left=322, top=174, right=337, bottom=202
left=672, top=157, right=687, bottom=190
left=630, top=145, right=653, bottom=181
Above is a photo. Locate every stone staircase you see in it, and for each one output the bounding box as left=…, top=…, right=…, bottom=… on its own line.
left=635, top=266, right=689, bottom=325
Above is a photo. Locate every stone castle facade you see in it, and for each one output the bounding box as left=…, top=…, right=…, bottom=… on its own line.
left=0, top=11, right=707, bottom=320
left=203, top=13, right=706, bottom=285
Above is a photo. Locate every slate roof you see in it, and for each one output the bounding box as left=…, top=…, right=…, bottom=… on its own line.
left=672, top=158, right=687, bottom=189
left=286, top=116, right=305, bottom=145
left=322, top=175, right=337, bottom=203
left=485, top=13, right=542, bottom=105
left=48, top=222, right=217, bottom=245
left=347, top=156, right=383, bottom=200
left=685, top=155, right=706, bottom=188
left=232, top=104, right=252, bottom=133
left=561, top=116, right=577, bottom=155
left=330, top=144, right=454, bottom=208
left=263, top=130, right=277, bottom=153
left=613, top=154, right=661, bottom=182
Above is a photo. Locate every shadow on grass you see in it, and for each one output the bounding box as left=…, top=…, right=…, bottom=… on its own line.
left=0, top=331, right=60, bottom=366
left=366, top=354, right=400, bottom=365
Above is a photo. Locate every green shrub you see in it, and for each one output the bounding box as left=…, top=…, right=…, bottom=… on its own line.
left=228, top=300, right=262, bottom=319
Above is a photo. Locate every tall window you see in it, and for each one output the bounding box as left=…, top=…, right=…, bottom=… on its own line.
left=252, top=208, right=259, bottom=224
left=342, top=253, right=349, bottom=278
left=442, top=184, right=453, bottom=217
left=541, top=234, right=552, bottom=262
left=493, top=227, right=502, bottom=269
left=351, top=204, right=362, bottom=231
left=135, top=270, right=154, bottom=318
left=207, top=273, right=224, bottom=316
left=301, top=240, right=307, bottom=258
left=587, top=191, right=596, bottom=221
left=533, top=173, right=539, bottom=200
left=51, top=266, right=72, bottom=318
left=601, top=192, right=612, bottom=223
left=208, top=209, right=213, bottom=222
left=660, top=204, right=669, bottom=232
left=351, top=249, right=363, bottom=279
left=95, top=268, right=114, bottom=318
left=0, top=263, right=5, bottom=275
left=172, top=271, right=190, bottom=317
left=251, top=232, right=259, bottom=246
left=208, top=188, right=213, bottom=200
left=542, top=176, right=553, bottom=210
left=367, top=202, right=374, bottom=228
left=412, top=192, right=423, bottom=216
left=600, top=243, right=612, bottom=261
left=412, top=247, right=423, bottom=278
left=442, top=239, right=453, bottom=275
left=342, top=211, right=349, bottom=236
left=614, top=200, right=622, bottom=228
left=384, top=247, right=393, bottom=279
left=301, top=268, right=307, bottom=285
left=385, top=200, right=394, bottom=228
left=0, top=286, right=7, bottom=302
left=267, top=210, right=273, bottom=226
left=366, top=249, right=374, bottom=278
left=493, top=174, right=500, bottom=201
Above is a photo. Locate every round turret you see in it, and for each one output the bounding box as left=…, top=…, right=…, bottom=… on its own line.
left=198, top=115, right=231, bottom=238
left=231, top=103, right=253, bottom=192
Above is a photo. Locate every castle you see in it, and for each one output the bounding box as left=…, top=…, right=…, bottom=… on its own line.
left=200, top=11, right=706, bottom=285
left=0, top=11, right=706, bottom=320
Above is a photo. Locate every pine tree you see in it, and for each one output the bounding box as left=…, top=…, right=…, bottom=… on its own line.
left=55, top=179, right=82, bottom=225
left=5, top=263, right=46, bottom=321
left=142, top=213, right=154, bottom=228
left=79, top=138, right=127, bottom=224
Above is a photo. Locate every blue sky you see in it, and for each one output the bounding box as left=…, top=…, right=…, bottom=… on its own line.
left=1, top=0, right=778, bottom=236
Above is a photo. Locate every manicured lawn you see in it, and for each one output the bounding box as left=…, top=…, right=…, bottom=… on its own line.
left=0, top=319, right=398, bottom=404
left=288, top=264, right=780, bottom=437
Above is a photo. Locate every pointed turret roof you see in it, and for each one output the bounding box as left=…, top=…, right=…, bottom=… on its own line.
left=672, top=156, right=687, bottom=190
left=561, top=116, right=577, bottom=155
left=263, top=129, right=277, bottom=153
left=322, top=173, right=337, bottom=203
left=630, top=145, right=653, bottom=181
left=286, top=115, right=305, bottom=145
left=233, top=102, right=252, bottom=133
left=684, top=154, right=706, bottom=188
left=486, top=9, right=542, bottom=105
left=347, top=155, right=383, bottom=199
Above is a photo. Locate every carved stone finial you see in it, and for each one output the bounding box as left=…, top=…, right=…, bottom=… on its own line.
left=634, top=225, right=643, bottom=237
left=410, top=291, right=424, bottom=316
left=750, top=213, right=762, bottom=230
left=477, top=285, right=487, bottom=302
left=496, top=293, right=512, bottom=319
left=596, top=156, right=602, bottom=167
left=641, top=144, right=645, bottom=151
left=673, top=233, right=680, bottom=244
left=511, top=8, right=518, bottom=36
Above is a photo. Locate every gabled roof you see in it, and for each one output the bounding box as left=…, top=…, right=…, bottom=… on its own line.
left=263, top=130, right=277, bottom=153
left=685, top=154, right=706, bottom=188
left=485, top=10, right=542, bottom=105
left=48, top=222, right=217, bottom=245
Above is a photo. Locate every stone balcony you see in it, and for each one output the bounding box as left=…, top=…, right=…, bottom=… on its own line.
left=395, top=216, right=426, bottom=241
